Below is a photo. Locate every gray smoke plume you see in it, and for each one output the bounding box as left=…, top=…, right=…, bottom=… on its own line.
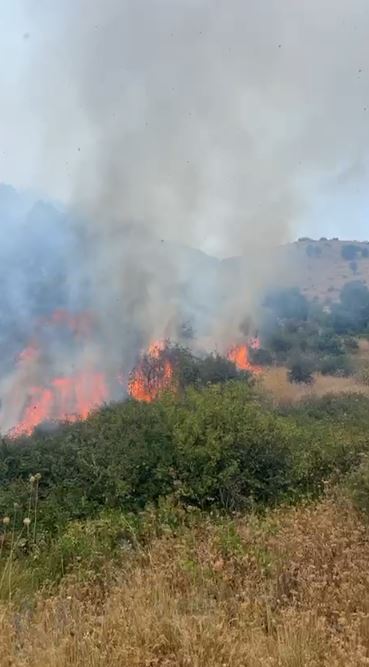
left=1, top=0, right=369, bottom=431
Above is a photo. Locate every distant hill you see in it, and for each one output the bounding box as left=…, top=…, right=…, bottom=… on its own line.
left=278, top=238, right=369, bottom=302
left=222, top=238, right=369, bottom=304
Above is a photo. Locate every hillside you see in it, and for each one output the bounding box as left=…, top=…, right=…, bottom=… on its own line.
left=281, top=238, right=369, bottom=302
left=223, top=239, right=369, bottom=305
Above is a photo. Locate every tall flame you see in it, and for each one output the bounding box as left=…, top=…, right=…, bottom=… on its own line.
left=9, top=369, right=108, bottom=437
left=3, top=311, right=109, bottom=437
left=128, top=340, right=174, bottom=402
left=227, top=339, right=261, bottom=374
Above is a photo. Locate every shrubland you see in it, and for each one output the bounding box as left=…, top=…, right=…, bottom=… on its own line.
left=2, top=336, right=369, bottom=663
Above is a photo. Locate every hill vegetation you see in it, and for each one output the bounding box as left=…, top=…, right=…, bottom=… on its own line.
left=2, top=370, right=369, bottom=664
left=3, top=269, right=369, bottom=663
left=280, top=238, right=369, bottom=302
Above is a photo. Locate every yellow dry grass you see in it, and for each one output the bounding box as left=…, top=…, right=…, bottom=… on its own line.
left=1, top=498, right=369, bottom=666
left=260, top=366, right=369, bottom=405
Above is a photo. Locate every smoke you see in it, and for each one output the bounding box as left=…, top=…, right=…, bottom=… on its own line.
left=1, top=0, right=369, bottom=430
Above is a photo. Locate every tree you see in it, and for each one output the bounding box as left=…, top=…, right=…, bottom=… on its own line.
left=331, top=281, right=369, bottom=333
left=341, top=244, right=361, bottom=261
left=264, top=288, right=309, bottom=321
left=288, top=357, right=314, bottom=384
left=350, top=260, right=358, bottom=275
left=249, top=347, right=273, bottom=366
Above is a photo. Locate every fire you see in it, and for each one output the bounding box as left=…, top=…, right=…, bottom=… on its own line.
left=2, top=310, right=109, bottom=438
left=10, top=370, right=108, bottom=437
left=2, top=313, right=263, bottom=437
left=227, top=339, right=261, bottom=374
left=128, top=340, right=174, bottom=402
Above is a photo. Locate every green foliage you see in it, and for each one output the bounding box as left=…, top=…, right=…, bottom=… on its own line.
left=2, top=384, right=369, bottom=597
left=142, top=344, right=248, bottom=392
left=2, top=380, right=369, bottom=580
left=331, top=282, right=369, bottom=334
left=260, top=284, right=364, bottom=372
left=318, top=354, right=353, bottom=377
left=169, top=383, right=293, bottom=509
left=346, top=457, right=369, bottom=515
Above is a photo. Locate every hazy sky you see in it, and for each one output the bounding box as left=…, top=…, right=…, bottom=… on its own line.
left=1, top=1, right=369, bottom=249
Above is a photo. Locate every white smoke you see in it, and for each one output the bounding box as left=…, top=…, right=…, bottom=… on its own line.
left=1, top=0, right=369, bottom=430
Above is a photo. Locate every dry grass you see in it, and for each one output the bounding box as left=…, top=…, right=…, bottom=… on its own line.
left=260, top=366, right=369, bottom=405
left=2, top=498, right=369, bottom=665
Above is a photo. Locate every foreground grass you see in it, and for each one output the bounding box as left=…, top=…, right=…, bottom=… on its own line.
left=2, top=497, right=369, bottom=666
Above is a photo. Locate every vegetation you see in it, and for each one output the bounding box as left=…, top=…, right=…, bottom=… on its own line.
left=3, top=497, right=369, bottom=666
left=3, top=286, right=369, bottom=663
left=341, top=243, right=362, bottom=261
left=258, top=282, right=369, bottom=381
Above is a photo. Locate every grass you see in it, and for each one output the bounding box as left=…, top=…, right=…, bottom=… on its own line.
left=261, top=366, right=369, bottom=405
left=1, top=496, right=369, bottom=665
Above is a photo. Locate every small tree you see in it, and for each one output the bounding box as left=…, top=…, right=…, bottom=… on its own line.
left=288, top=358, right=314, bottom=384
left=341, top=244, right=360, bottom=261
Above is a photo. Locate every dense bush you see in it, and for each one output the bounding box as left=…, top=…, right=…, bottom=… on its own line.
left=2, top=380, right=369, bottom=541
left=0, top=383, right=292, bottom=526
left=260, top=284, right=368, bottom=371
left=318, top=354, right=353, bottom=377
left=341, top=244, right=361, bottom=261
left=288, top=357, right=314, bottom=384
left=169, top=383, right=293, bottom=509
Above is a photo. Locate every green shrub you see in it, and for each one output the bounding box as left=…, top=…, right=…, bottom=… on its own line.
left=346, top=457, right=369, bottom=515
left=319, top=354, right=353, bottom=377
left=170, top=383, right=294, bottom=509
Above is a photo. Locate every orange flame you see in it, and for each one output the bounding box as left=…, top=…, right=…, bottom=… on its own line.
left=227, top=340, right=261, bottom=374
left=10, top=370, right=108, bottom=437
left=128, top=340, right=174, bottom=402
left=5, top=310, right=109, bottom=437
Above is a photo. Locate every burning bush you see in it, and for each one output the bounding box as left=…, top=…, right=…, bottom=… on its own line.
left=128, top=342, right=253, bottom=403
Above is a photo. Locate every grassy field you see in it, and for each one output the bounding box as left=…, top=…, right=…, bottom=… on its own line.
left=2, top=496, right=369, bottom=666
left=261, top=366, right=369, bottom=405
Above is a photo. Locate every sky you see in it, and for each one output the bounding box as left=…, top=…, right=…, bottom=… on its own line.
left=1, top=1, right=369, bottom=252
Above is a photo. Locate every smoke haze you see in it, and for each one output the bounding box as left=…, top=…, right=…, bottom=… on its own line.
left=1, top=0, right=369, bottom=430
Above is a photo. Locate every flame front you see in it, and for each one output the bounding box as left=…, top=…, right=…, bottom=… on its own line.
left=1, top=314, right=262, bottom=437
left=9, top=369, right=108, bottom=437
left=2, top=311, right=109, bottom=437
